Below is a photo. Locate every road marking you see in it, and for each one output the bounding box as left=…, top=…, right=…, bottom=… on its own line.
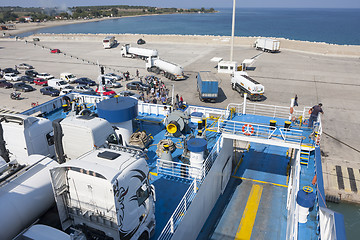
left=232, top=175, right=288, bottom=188
left=235, top=184, right=263, bottom=240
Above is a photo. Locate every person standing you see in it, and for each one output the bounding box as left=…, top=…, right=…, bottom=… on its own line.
left=309, top=103, right=324, bottom=128
left=294, top=94, right=298, bottom=107
left=136, top=69, right=139, bottom=78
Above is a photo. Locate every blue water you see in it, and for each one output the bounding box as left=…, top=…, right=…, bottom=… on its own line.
left=19, top=8, right=360, bottom=45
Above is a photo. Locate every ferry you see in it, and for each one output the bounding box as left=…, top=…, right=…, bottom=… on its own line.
left=0, top=91, right=346, bottom=240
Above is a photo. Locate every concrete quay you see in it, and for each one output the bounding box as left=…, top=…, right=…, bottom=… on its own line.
left=0, top=35, right=360, bottom=202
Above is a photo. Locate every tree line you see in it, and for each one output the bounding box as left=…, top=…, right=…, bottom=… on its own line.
left=0, top=5, right=216, bottom=23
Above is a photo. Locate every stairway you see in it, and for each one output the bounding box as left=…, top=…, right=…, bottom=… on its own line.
left=300, top=148, right=311, bottom=166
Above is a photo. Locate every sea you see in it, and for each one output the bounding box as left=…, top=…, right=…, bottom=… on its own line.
left=19, top=8, right=360, bottom=45
left=19, top=7, right=360, bottom=238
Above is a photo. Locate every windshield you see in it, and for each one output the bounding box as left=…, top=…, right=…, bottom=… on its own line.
left=59, top=80, right=67, bottom=85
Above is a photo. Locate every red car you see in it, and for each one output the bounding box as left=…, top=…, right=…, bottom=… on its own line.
left=50, top=49, right=61, bottom=53
left=34, top=78, right=48, bottom=86
left=95, top=87, right=116, bottom=96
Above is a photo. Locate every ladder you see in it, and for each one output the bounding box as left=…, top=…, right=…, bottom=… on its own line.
left=300, top=148, right=311, bottom=166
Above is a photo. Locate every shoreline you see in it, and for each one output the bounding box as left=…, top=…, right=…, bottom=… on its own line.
left=1, top=14, right=360, bottom=57
left=18, top=33, right=360, bottom=58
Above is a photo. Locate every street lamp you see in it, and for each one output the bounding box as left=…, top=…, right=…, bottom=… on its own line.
left=230, top=0, right=236, bottom=62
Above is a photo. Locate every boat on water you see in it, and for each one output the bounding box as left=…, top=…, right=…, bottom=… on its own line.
left=0, top=92, right=346, bottom=240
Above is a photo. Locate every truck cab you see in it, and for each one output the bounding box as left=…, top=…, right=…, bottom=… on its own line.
left=50, top=147, right=156, bottom=240
left=53, top=115, right=118, bottom=163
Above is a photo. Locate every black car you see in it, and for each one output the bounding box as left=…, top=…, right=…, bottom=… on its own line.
left=137, top=38, right=146, bottom=45
left=25, top=70, right=39, bottom=77
left=73, top=77, right=96, bottom=86
left=0, top=80, right=13, bottom=88
left=40, top=86, right=60, bottom=97
left=126, top=81, right=150, bottom=91
left=2, top=68, right=20, bottom=75
left=13, top=82, right=35, bottom=92
left=19, top=75, right=34, bottom=84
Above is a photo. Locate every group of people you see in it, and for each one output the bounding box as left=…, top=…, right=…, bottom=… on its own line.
left=141, top=75, right=171, bottom=105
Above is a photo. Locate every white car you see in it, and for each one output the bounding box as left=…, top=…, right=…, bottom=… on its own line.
left=59, top=86, right=73, bottom=96
left=4, top=73, right=20, bottom=81
left=36, top=73, right=54, bottom=80
left=104, top=73, right=123, bottom=81
left=18, top=63, right=34, bottom=70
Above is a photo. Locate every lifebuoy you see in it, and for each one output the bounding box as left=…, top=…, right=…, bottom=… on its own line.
left=308, top=108, right=313, bottom=114
left=242, top=124, right=254, bottom=136
left=291, top=115, right=296, bottom=122
left=290, top=107, right=294, bottom=114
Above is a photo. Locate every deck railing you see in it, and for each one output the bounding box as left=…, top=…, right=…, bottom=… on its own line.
left=217, top=117, right=303, bottom=145
left=157, top=138, right=222, bottom=240
left=286, top=150, right=301, bottom=240
left=138, top=102, right=170, bottom=116
left=185, top=105, right=227, bottom=118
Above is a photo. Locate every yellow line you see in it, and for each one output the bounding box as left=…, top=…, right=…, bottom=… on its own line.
left=235, top=184, right=263, bottom=240
left=150, top=172, right=158, bottom=176
left=231, top=175, right=288, bottom=188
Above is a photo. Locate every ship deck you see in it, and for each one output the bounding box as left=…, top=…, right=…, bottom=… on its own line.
left=198, top=113, right=318, bottom=240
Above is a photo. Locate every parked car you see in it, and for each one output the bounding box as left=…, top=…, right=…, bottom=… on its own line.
left=73, top=77, right=96, bottom=86
left=118, top=90, right=141, bottom=99
left=18, top=63, right=34, bottom=70
left=40, top=86, right=60, bottom=97
left=0, top=80, right=13, bottom=88
left=104, top=73, right=123, bottom=81
left=25, top=70, right=39, bottom=77
left=126, top=81, right=150, bottom=91
left=60, top=86, right=73, bottom=96
left=13, top=82, right=35, bottom=92
left=50, top=49, right=61, bottom=53
left=95, top=87, right=116, bottom=96
left=19, top=75, right=34, bottom=84
left=137, top=38, right=146, bottom=45
left=36, top=73, right=54, bottom=80
left=4, top=73, right=20, bottom=81
left=73, top=85, right=96, bottom=95
left=34, top=78, right=48, bottom=86
left=2, top=68, right=20, bottom=75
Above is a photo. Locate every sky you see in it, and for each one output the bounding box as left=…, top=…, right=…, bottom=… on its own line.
left=0, top=0, right=359, bottom=9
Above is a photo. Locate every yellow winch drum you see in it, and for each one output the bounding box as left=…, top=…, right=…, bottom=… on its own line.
left=167, top=123, right=178, bottom=134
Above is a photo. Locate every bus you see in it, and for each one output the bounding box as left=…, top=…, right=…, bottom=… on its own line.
left=103, top=36, right=116, bottom=49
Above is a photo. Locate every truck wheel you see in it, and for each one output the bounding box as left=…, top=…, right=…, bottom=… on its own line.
left=147, top=68, right=151, bottom=72
left=232, top=83, right=235, bottom=90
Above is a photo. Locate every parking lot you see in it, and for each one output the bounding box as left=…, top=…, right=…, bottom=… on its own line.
left=1, top=37, right=360, bottom=193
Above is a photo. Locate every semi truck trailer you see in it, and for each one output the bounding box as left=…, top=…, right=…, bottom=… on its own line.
left=197, top=71, right=219, bottom=102
left=254, top=38, right=280, bottom=53
left=121, top=44, right=158, bottom=60
left=231, top=71, right=264, bottom=101
left=146, top=57, right=185, bottom=80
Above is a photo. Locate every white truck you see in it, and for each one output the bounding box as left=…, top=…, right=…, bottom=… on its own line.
left=231, top=71, right=264, bottom=101
left=254, top=38, right=280, bottom=52
left=50, top=147, right=156, bottom=240
left=60, top=72, right=77, bottom=83
left=121, top=44, right=158, bottom=60
left=0, top=113, right=59, bottom=240
left=103, top=36, right=116, bottom=49
left=146, top=57, right=185, bottom=80
left=52, top=115, right=118, bottom=163
left=48, top=79, right=71, bottom=90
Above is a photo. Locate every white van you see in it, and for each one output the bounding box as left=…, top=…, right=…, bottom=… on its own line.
left=103, top=36, right=116, bottom=49
left=48, top=79, right=70, bottom=90
left=60, top=72, right=77, bottom=83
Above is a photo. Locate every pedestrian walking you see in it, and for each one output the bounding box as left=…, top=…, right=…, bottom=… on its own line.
left=180, top=95, right=183, bottom=104
left=136, top=69, right=139, bottom=78
left=294, top=94, right=299, bottom=107
left=308, top=103, right=324, bottom=128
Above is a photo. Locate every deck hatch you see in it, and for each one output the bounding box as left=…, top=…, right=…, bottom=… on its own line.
left=335, top=165, right=344, bottom=190
left=97, top=151, right=120, bottom=160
